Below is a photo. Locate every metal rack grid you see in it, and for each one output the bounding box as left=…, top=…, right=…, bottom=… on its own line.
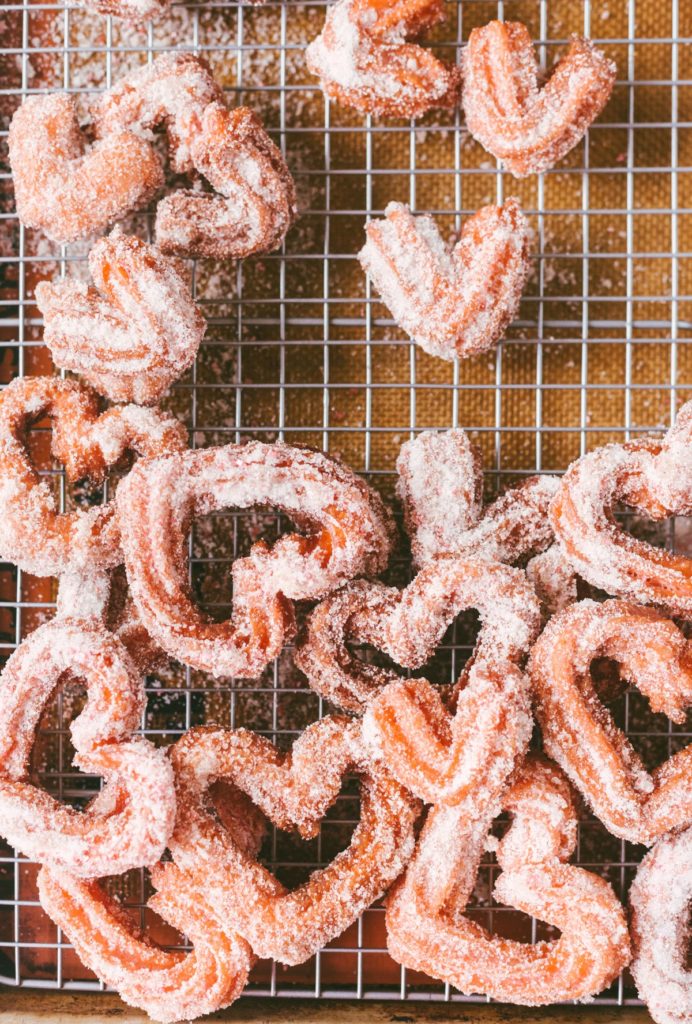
left=0, top=0, right=691, bottom=1009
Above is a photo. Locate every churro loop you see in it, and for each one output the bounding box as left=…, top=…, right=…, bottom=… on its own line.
left=36, top=229, right=206, bottom=406
left=629, top=825, right=692, bottom=1024
left=359, top=199, right=531, bottom=361
left=38, top=865, right=252, bottom=1024
left=93, top=52, right=223, bottom=174
left=37, top=783, right=264, bottom=1023
left=8, top=93, right=163, bottom=244
left=306, top=0, right=461, bottom=118
left=93, top=56, right=297, bottom=258
left=0, top=618, right=175, bottom=876
left=297, top=558, right=539, bottom=805
left=117, top=442, right=394, bottom=677
left=550, top=402, right=692, bottom=616
left=528, top=599, right=692, bottom=845
left=0, top=376, right=187, bottom=577
left=462, top=21, right=616, bottom=177
left=386, top=755, right=631, bottom=1004
left=167, top=718, right=420, bottom=965
left=155, top=102, right=297, bottom=259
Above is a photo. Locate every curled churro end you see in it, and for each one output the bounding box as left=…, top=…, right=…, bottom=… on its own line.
left=462, top=21, right=616, bottom=177
left=36, top=230, right=206, bottom=405
left=528, top=599, right=692, bottom=844
left=154, top=103, right=297, bottom=259
left=0, top=618, right=176, bottom=876
left=117, top=442, right=395, bottom=678
left=306, top=0, right=461, bottom=119
left=629, top=826, right=692, bottom=1024
left=396, top=429, right=484, bottom=560
left=93, top=57, right=297, bottom=257
left=386, top=755, right=631, bottom=1004
left=359, top=199, right=531, bottom=360
left=550, top=401, right=692, bottom=616
left=9, top=93, right=163, bottom=244
left=38, top=865, right=253, bottom=1024
left=167, top=718, right=420, bottom=965
left=0, top=376, right=187, bottom=577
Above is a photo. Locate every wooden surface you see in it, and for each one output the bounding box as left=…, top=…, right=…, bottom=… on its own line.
left=0, top=991, right=654, bottom=1023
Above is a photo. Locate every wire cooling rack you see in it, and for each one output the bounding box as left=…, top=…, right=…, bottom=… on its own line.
left=0, top=0, right=691, bottom=1009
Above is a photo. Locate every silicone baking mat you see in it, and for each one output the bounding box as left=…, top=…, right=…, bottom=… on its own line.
left=0, top=0, right=690, bottom=1007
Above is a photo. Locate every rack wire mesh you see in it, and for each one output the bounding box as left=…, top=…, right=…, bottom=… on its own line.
left=0, top=0, right=691, bottom=1008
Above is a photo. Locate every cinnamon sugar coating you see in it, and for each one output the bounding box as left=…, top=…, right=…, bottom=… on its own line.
left=0, top=376, right=187, bottom=577
left=0, top=618, right=176, bottom=876
left=39, top=865, right=253, bottom=1024
left=396, top=429, right=562, bottom=568
left=56, top=565, right=164, bottom=675
left=297, top=557, right=539, bottom=807
left=528, top=599, right=692, bottom=845
left=36, top=780, right=268, bottom=1022
left=9, top=93, right=163, bottom=244
left=36, top=230, right=206, bottom=405
left=116, top=442, right=395, bottom=677
left=629, top=826, right=692, bottom=1024
left=386, top=755, right=631, bottom=1004
left=359, top=199, right=532, bottom=360
left=67, top=0, right=171, bottom=20
left=92, top=52, right=224, bottom=175
left=306, top=0, right=461, bottom=118
left=11, top=54, right=296, bottom=256
left=92, top=56, right=296, bottom=258
left=550, top=401, right=692, bottom=616
left=167, top=718, right=420, bottom=965
left=462, top=21, right=616, bottom=176
left=154, top=102, right=297, bottom=259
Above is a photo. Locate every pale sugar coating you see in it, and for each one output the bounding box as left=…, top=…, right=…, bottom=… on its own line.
left=297, top=557, right=539, bottom=806
left=396, top=429, right=483, bottom=564
left=57, top=565, right=164, bottom=675
left=38, top=864, right=253, bottom=1024
left=395, top=428, right=559, bottom=568
left=306, top=0, right=461, bottom=118
left=67, top=0, right=170, bottom=20
left=166, top=718, right=420, bottom=966
left=550, top=401, right=692, bottom=617
left=462, top=21, right=616, bottom=177
left=36, top=229, right=206, bottom=405
left=356, top=558, right=539, bottom=804
left=526, top=544, right=578, bottom=617
left=386, top=754, right=631, bottom=1004
left=0, top=376, right=187, bottom=577
left=0, top=618, right=175, bottom=877
left=297, top=556, right=541, bottom=711
left=92, top=53, right=224, bottom=175
left=629, top=826, right=692, bottom=1024
left=116, top=441, right=395, bottom=678
left=154, top=102, right=297, bottom=259
left=9, top=93, right=164, bottom=244
left=528, top=599, right=692, bottom=845
left=92, top=54, right=296, bottom=258
left=359, top=199, right=532, bottom=361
